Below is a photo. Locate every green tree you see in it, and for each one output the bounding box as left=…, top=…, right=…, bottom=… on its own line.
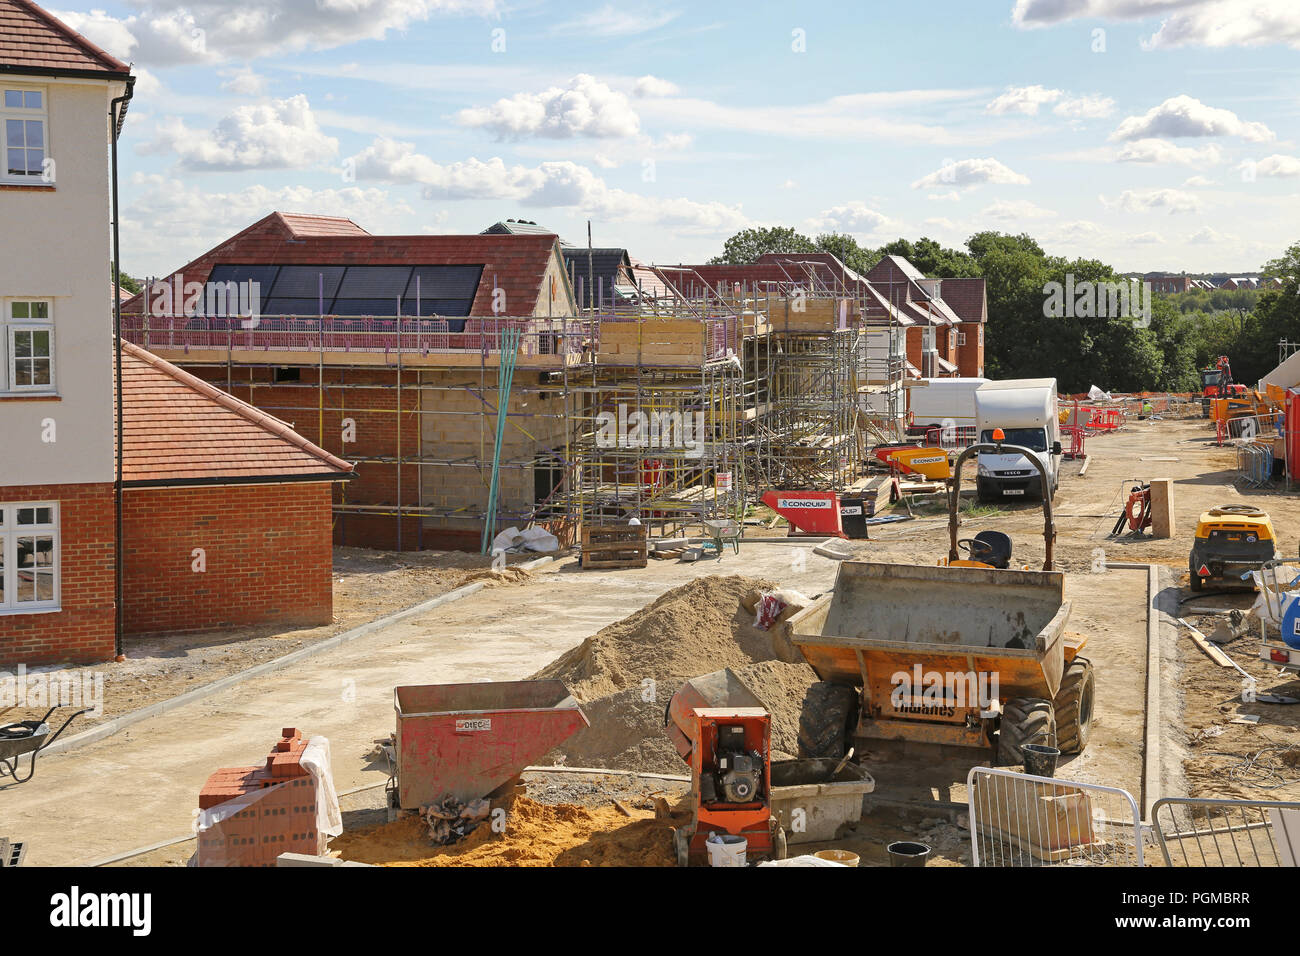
left=708, top=227, right=815, bottom=264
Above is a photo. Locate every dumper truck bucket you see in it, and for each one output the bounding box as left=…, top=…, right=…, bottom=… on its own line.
left=664, top=667, right=766, bottom=760
left=787, top=562, right=1071, bottom=702
left=394, top=680, right=589, bottom=810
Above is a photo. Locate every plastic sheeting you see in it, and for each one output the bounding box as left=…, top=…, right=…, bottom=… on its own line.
left=301, top=736, right=343, bottom=838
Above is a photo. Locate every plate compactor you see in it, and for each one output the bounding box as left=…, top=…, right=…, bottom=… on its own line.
left=664, top=668, right=787, bottom=866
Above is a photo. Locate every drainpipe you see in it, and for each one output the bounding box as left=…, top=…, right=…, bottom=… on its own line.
left=110, top=77, right=135, bottom=659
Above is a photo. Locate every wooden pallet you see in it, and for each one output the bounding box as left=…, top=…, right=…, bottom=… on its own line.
left=581, top=525, right=649, bottom=569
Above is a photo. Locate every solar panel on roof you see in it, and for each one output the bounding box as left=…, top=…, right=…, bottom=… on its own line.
left=269, top=265, right=346, bottom=300
left=262, top=298, right=326, bottom=316
left=406, top=265, right=482, bottom=300
left=400, top=298, right=474, bottom=318
left=331, top=298, right=404, bottom=317
left=335, top=266, right=412, bottom=299
left=207, top=264, right=281, bottom=290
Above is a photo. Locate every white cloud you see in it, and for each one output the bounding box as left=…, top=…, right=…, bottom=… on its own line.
left=805, top=202, right=892, bottom=234
left=927, top=190, right=962, bottom=202
left=551, top=5, right=680, bottom=37
left=219, top=66, right=267, bottom=96
left=980, top=199, right=1055, bottom=220
left=912, top=157, right=1030, bottom=189
left=1242, top=154, right=1300, bottom=178
left=457, top=74, right=640, bottom=139
left=1145, top=0, right=1300, bottom=49
left=1116, top=138, right=1223, bottom=165
left=634, top=75, right=680, bottom=98
left=143, top=95, right=338, bottom=171
left=1103, top=187, right=1203, bottom=214
left=779, top=179, right=798, bottom=190
left=1189, top=225, right=1237, bottom=243
left=123, top=174, right=411, bottom=274
left=53, top=1, right=499, bottom=66
left=1184, top=175, right=1215, bottom=186
left=1130, top=231, right=1166, bottom=244
left=1054, top=94, right=1115, bottom=119
left=1112, top=95, right=1275, bottom=142
left=346, top=137, right=749, bottom=232
left=986, top=85, right=1061, bottom=115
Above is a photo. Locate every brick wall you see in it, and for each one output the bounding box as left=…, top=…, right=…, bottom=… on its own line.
left=122, top=482, right=334, bottom=636
left=0, top=482, right=115, bottom=667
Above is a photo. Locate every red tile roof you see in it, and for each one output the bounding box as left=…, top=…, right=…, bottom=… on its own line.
left=939, top=277, right=987, bottom=325
left=120, top=340, right=353, bottom=485
left=120, top=212, right=569, bottom=318
left=0, top=0, right=131, bottom=77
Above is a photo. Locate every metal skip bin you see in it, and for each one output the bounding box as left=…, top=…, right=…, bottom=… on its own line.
left=394, top=680, right=589, bottom=810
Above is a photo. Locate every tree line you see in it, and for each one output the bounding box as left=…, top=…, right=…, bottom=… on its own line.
left=709, top=227, right=1300, bottom=395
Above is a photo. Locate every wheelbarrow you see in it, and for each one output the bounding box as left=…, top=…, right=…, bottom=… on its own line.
left=701, top=518, right=742, bottom=559
left=0, top=706, right=89, bottom=786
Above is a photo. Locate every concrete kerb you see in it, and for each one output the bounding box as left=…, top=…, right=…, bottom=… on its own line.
left=42, top=553, right=559, bottom=760
left=1106, top=561, right=1164, bottom=822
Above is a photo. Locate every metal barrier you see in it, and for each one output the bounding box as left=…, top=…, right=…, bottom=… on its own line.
left=1152, top=797, right=1300, bottom=866
left=1236, top=442, right=1274, bottom=486
left=967, top=767, right=1145, bottom=866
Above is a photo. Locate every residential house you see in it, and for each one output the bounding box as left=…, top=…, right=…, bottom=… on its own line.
left=0, top=0, right=132, bottom=664
left=121, top=212, right=581, bottom=552
left=862, top=255, right=968, bottom=378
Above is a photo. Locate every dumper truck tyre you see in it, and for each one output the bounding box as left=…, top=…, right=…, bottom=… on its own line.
left=1053, top=658, right=1095, bottom=755
left=996, top=698, right=1056, bottom=766
left=797, top=682, right=857, bottom=759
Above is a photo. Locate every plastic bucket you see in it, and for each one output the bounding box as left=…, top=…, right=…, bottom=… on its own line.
left=814, top=849, right=860, bottom=867
left=886, top=841, right=931, bottom=867
left=705, top=834, right=747, bottom=867
left=1022, top=743, right=1061, bottom=777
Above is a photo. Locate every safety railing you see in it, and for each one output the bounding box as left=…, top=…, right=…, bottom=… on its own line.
left=1152, top=797, right=1300, bottom=866
left=968, top=767, right=1145, bottom=866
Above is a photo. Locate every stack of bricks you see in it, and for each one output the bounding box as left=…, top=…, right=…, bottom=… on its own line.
left=196, top=728, right=329, bottom=867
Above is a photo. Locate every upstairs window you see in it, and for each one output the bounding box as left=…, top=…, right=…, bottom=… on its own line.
left=2, top=299, right=54, bottom=392
left=2, top=88, right=47, bottom=184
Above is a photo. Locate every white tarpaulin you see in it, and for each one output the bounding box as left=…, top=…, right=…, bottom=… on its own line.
left=301, top=735, right=343, bottom=838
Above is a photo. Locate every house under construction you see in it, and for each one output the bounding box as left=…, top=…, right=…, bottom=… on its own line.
left=120, top=213, right=966, bottom=550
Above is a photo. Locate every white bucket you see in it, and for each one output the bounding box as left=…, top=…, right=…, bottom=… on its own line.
left=706, top=833, right=748, bottom=867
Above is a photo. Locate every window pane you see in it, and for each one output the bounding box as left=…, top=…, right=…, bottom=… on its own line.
left=35, top=507, right=52, bottom=524
left=23, top=91, right=41, bottom=110
left=7, top=148, right=24, bottom=177
left=3, top=91, right=20, bottom=108
left=32, top=330, right=49, bottom=355
left=13, top=331, right=30, bottom=357
left=10, top=301, right=29, bottom=319
left=25, top=121, right=42, bottom=148
left=29, top=301, right=48, bottom=320
left=5, top=119, right=21, bottom=143
left=16, top=508, right=34, bottom=525
left=24, top=148, right=42, bottom=175
left=29, top=359, right=50, bottom=386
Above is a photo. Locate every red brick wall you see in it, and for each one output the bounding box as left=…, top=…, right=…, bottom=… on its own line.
left=0, top=482, right=116, bottom=667
left=122, top=482, right=335, bottom=636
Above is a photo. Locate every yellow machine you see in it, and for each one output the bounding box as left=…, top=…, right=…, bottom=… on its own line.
left=1189, top=506, right=1277, bottom=592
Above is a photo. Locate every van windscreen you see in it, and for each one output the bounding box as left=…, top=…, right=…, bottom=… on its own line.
left=981, top=427, right=1047, bottom=451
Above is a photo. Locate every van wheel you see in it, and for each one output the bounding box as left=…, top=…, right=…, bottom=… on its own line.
left=996, top=698, right=1056, bottom=766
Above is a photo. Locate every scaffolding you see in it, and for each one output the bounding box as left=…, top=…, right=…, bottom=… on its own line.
left=120, top=270, right=908, bottom=548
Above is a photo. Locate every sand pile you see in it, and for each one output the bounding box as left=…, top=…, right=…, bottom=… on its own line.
left=332, top=796, right=675, bottom=867
left=530, top=575, right=821, bottom=773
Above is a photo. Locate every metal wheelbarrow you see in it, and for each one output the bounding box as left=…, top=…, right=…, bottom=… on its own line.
left=701, top=518, right=742, bottom=559
left=0, top=706, right=89, bottom=786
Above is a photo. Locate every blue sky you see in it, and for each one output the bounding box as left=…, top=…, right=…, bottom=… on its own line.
left=51, top=0, right=1300, bottom=277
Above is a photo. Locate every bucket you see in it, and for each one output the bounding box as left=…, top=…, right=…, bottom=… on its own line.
left=814, top=849, right=860, bottom=867
left=1022, top=743, right=1061, bottom=777
left=705, top=833, right=747, bottom=867
left=886, top=841, right=931, bottom=867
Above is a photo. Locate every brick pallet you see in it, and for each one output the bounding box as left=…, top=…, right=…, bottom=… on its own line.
left=581, top=525, right=649, bottom=569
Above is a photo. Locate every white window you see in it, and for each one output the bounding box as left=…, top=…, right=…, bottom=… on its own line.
left=956, top=331, right=967, bottom=347
left=2, top=300, right=54, bottom=391
left=0, top=502, right=59, bottom=612
left=1, top=87, right=47, bottom=183
left=2, top=299, right=54, bottom=392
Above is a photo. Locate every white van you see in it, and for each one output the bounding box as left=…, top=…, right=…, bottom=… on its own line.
left=905, top=377, right=989, bottom=434
left=973, top=378, right=1062, bottom=501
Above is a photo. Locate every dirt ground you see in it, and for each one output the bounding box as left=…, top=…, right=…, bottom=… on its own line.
left=2, top=547, right=535, bottom=724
